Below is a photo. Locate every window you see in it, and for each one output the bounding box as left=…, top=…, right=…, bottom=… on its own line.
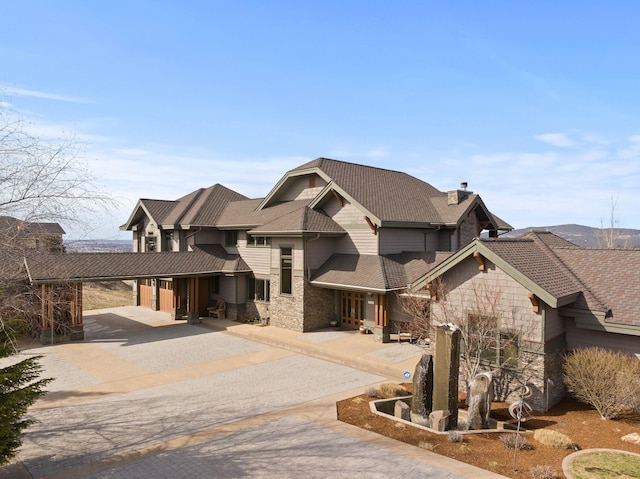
left=225, top=231, right=238, bottom=246
left=163, top=231, right=174, bottom=251
left=466, top=313, right=520, bottom=368
left=280, top=247, right=292, bottom=295
left=147, top=237, right=155, bottom=251
left=247, top=277, right=270, bottom=302
left=209, top=276, right=220, bottom=297
left=247, top=235, right=271, bottom=247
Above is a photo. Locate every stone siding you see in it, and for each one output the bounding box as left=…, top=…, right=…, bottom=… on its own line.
left=269, top=274, right=305, bottom=331
left=303, top=284, right=336, bottom=331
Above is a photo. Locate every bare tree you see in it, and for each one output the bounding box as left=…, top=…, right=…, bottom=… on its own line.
left=0, top=102, right=116, bottom=463
left=394, top=289, right=432, bottom=344
left=414, top=277, right=537, bottom=399
left=1, top=102, right=114, bottom=228
left=596, top=195, right=629, bottom=249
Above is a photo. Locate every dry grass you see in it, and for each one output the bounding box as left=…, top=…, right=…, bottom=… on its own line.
left=570, top=451, right=640, bottom=479
left=82, top=281, right=133, bottom=310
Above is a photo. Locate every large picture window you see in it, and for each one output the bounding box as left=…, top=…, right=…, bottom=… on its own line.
left=280, top=247, right=292, bottom=295
left=466, top=313, right=520, bottom=368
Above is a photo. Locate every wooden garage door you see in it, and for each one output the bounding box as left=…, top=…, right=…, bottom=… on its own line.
left=139, top=280, right=152, bottom=308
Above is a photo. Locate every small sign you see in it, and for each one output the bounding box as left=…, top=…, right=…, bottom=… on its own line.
left=403, top=371, right=411, bottom=379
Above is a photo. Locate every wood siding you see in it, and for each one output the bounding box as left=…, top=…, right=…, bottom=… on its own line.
left=278, top=175, right=327, bottom=201
left=433, top=257, right=544, bottom=343
left=306, top=236, right=338, bottom=271
left=564, top=320, right=640, bottom=356
left=379, top=228, right=427, bottom=254
left=237, top=234, right=271, bottom=275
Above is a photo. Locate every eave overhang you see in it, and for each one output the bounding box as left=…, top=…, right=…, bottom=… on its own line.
left=413, top=239, right=576, bottom=309
left=560, top=307, right=640, bottom=336
left=309, top=280, right=402, bottom=294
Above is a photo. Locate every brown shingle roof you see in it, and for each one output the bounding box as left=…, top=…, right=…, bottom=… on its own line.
left=0, top=216, right=65, bottom=236
left=554, top=247, right=640, bottom=327
left=138, top=200, right=176, bottom=224
left=480, top=235, right=585, bottom=301
left=24, top=244, right=251, bottom=283
left=291, top=158, right=510, bottom=229
left=218, top=199, right=314, bottom=228
left=163, top=184, right=248, bottom=226
left=249, top=206, right=345, bottom=235
left=294, top=158, right=443, bottom=223
left=123, top=185, right=249, bottom=230
left=478, top=231, right=640, bottom=327
left=311, top=251, right=451, bottom=292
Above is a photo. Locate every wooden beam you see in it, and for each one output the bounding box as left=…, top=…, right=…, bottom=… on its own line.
left=473, top=251, right=485, bottom=271
left=364, top=216, right=378, bottom=235
left=331, top=189, right=344, bottom=206
left=528, top=293, right=540, bottom=313
left=427, top=282, right=438, bottom=301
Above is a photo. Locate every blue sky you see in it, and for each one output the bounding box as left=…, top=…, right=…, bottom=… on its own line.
left=2, top=1, right=639, bottom=239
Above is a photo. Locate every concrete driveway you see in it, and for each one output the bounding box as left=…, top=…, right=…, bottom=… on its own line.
left=4, top=307, right=505, bottom=479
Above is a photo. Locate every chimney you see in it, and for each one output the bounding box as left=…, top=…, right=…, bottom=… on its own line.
left=447, top=182, right=471, bottom=205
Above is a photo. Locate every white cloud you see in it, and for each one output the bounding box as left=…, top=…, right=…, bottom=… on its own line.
left=417, top=135, right=640, bottom=230
left=1, top=85, right=90, bottom=104
left=535, top=133, right=574, bottom=148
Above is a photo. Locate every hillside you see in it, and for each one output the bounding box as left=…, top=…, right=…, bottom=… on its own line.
left=502, top=224, right=640, bottom=247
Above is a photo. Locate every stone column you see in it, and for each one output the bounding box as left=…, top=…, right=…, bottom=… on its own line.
left=432, top=324, right=461, bottom=430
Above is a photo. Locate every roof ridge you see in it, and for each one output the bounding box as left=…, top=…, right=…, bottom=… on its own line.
left=315, top=157, right=414, bottom=176
left=172, top=188, right=206, bottom=224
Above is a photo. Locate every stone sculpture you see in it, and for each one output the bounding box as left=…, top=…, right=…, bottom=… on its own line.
left=467, top=371, right=494, bottom=429
left=410, top=353, right=433, bottom=426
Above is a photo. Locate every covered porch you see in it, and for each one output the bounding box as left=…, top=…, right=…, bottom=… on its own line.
left=23, top=245, right=251, bottom=343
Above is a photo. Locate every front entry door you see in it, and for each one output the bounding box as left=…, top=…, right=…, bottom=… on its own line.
left=341, top=291, right=364, bottom=329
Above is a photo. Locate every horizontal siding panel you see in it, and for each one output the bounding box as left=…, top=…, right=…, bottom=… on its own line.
left=379, top=228, right=425, bottom=254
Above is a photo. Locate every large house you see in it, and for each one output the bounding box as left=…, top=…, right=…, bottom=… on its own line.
left=13, top=158, right=640, bottom=411
left=120, top=157, right=511, bottom=340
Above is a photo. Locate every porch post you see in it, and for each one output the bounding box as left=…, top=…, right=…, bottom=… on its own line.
left=186, top=277, right=200, bottom=324
left=40, top=283, right=55, bottom=344
left=70, top=282, right=84, bottom=341
left=170, top=278, right=185, bottom=320
left=373, top=294, right=391, bottom=343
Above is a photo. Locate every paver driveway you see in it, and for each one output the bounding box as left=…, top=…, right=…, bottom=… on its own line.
left=5, top=307, right=505, bottom=479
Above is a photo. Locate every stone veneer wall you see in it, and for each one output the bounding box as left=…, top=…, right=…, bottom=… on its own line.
left=269, top=274, right=305, bottom=331
left=303, top=283, right=335, bottom=331
left=457, top=345, right=567, bottom=412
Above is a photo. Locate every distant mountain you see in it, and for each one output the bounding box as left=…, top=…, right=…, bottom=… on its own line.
left=65, top=239, right=132, bottom=253
left=500, top=224, right=640, bottom=248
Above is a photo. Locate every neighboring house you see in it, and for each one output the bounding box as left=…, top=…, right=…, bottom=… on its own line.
left=0, top=216, right=80, bottom=341
left=0, top=216, right=65, bottom=253
left=120, top=157, right=511, bottom=340
left=413, top=231, right=640, bottom=410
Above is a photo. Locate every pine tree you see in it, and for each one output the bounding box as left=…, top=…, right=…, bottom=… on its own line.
left=0, top=322, right=51, bottom=465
